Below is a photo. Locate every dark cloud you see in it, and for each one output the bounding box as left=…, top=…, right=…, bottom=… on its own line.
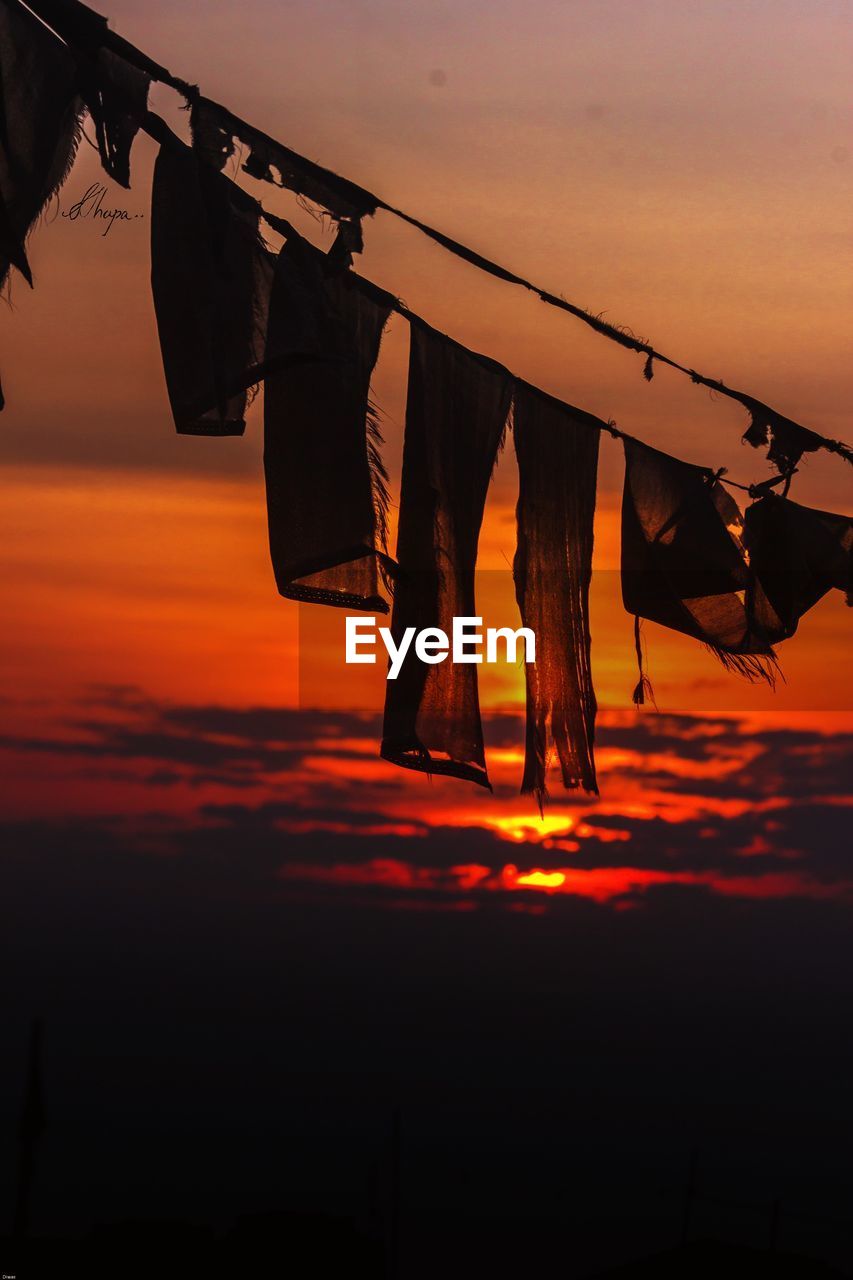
left=1, top=796, right=849, bottom=900
left=0, top=701, right=383, bottom=782
left=7, top=698, right=849, bottom=800
left=1, top=696, right=850, bottom=898
left=160, top=703, right=383, bottom=741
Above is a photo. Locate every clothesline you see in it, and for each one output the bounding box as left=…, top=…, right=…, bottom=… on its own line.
left=18, top=0, right=853, bottom=480
left=7, top=0, right=811, bottom=505
left=147, top=108, right=794, bottom=501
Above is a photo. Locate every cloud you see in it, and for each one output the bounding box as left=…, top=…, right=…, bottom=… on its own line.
left=1, top=694, right=850, bottom=905
left=0, top=700, right=383, bottom=786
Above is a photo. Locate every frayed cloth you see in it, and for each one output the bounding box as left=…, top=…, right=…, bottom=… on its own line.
left=0, top=0, right=83, bottom=291
left=150, top=138, right=274, bottom=434
left=621, top=437, right=777, bottom=685
left=190, top=96, right=376, bottom=226
left=263, top=233, right=395, bottom=610
left=381, top=321, right=513, bottom=788
left=513, top=382, right=600, bottom=806
left=740, top=402, right=849, bottom=474
left=83, top=47, right=149, bottom=189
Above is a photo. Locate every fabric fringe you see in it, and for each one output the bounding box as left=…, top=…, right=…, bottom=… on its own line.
left=631, top=615, right=657, bottom=708
left=643, top=353, right=655, bottom=382
left=6, top=102, right=86, bottom=293
left=492, top=399, right=511, bottom=479
left=366, top=398, right=391, bottom=557
left=379, top=742, right=493, bottom=790
left=703, top=645, right=779, bottom=688
left=632, top=674, right=656, bottom=707
left=39, top=105, right=86, bottom=229
left=519, top=725, right=550, bottom=816
left=0, top=0, right=88, bottom=293
left=366, top=397, right=399, bottom=598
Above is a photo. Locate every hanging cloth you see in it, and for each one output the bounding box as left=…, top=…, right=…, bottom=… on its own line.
left=263, top=233, right=395, bottom=610
left=8, top=0, right=148, bottom=188
left=621, top=437, right=777, bottom=689
left=513, top=382, right=600, bottom=805
left=189, top=95, right=377, bottom=221
left=150, top=139, right=274, bottom=434
left=190, top=95, right=374, bottom=261
left=381, top=321, right=513, bottom=788
left=745, top=493, right=852, bottom=642
left=0, top=0, right=83, bottom=291
left=83, top=47, right=150, bottom=189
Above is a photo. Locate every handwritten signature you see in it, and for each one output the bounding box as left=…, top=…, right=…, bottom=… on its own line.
left=62, top=183, right=144, bottom=235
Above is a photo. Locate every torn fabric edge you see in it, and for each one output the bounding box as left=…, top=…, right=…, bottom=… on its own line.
left=739, top=399, right=852, bottom=473
left=620, top=436, right=778, bottom=688
left=263, top=232, right=396, bottom=611
left=381, top=319, right=513, bottom=789
left=82, top=46, right=150, bottom=189
left=149, top=136, right=274, bottom=435
left=0, top=0, right=84, bottom=293
left=190, top=96, right=377, bottom=225
left=7, top=0, right=147, bottom=189
left=513, top=380, right=601, bottom=807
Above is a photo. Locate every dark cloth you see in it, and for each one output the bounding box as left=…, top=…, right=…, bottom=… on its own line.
left=513, top=383, right=600, bottom=804
left=14, top=0, right=147, bottom=190
left=0, top=0, right=82, bottom=291
left=190, top=96, right=376, bottom=222
left=84, top=47, right=149, bottom=189
left=381, top=322, right=513, bottom=788
left=263, top=235, right=395, bottom=610
left=745, top=494, right=852, bottom=642
left=150, top=140, right=274, bottom=434
left=621, top=437, right=776, bottom=680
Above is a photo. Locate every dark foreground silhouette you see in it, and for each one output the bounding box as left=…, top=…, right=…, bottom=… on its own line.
left=1, top=1226, right=846, bottom=1280
left=3, top=825, right=853, bottom=1279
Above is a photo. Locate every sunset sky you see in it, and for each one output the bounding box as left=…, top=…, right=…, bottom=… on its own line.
left=1, top=0, right=850, bottom=912
left=2, top=3, right=853, bottom=1267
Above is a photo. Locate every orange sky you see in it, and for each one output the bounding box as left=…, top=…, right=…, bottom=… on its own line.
left=0, top=0, right=850, bottom=908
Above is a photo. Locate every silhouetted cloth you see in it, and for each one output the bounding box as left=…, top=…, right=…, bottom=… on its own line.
left=381, top=322, right=513, bottom=788
left=513, top=383, right=600, bottom=804
left=745, top=494, right=852, bottom=643
left=0, top=0, right=82, bottom=291
left=190, top=96, right=376, bottom=223
left=84, top=48, right=149, bottom=189
left=741, top=405, right=833, bottom=475
left=12, top=0, right=147, bottom=189
left=263, top=234, right=395, bottom=610
left=621, top=437, right=776, bottom=682
left=150, top=140, right=274, bottom=435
